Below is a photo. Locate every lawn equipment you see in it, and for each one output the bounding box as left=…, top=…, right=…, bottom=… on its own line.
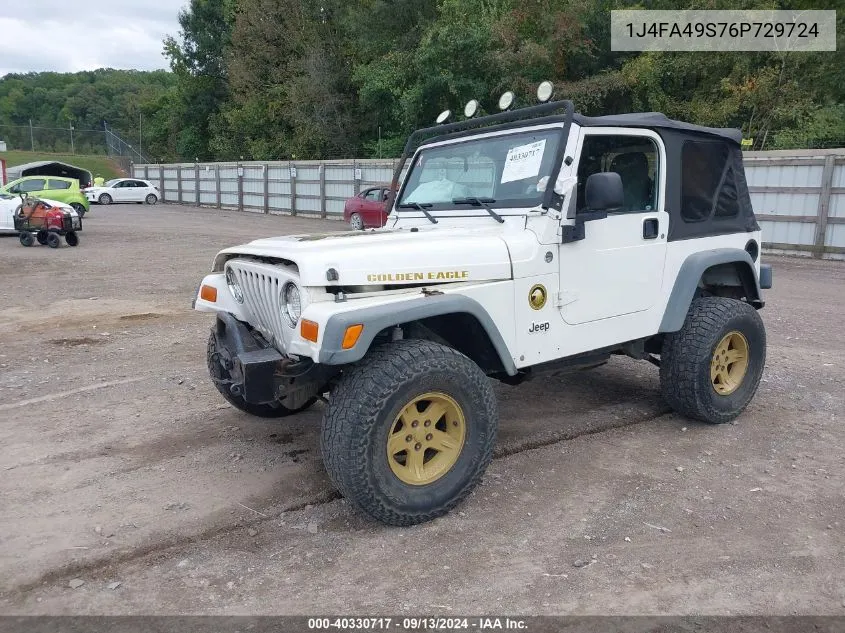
left=14, top=194, right=81, bottom=248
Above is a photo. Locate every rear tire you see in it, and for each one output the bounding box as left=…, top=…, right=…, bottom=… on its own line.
left=321, top=339, right=498, bottom=525
left=98, top=193, right=112, bottom=205
left=19, top=232, right=34, bottom=247
left=47, top=232, right=61, bottom=248
left=71, top=203, right=86, bottom=217
left=660, top=297, right=766, bottom=424
left=349, top=213, right=364, bottom=230
left=206, top=333, right=316, bottom=418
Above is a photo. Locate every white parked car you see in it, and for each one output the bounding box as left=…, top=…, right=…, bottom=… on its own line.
left=85, top=178, right=159, bottom=205
left=0, top=193, right=82, bottom=234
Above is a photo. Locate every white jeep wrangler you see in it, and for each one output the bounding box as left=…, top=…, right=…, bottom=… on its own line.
left=194, top=87, right=773, bottom=526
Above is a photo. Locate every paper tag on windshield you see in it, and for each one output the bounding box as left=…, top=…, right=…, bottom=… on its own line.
left=501, top=139, right=546, bottom=184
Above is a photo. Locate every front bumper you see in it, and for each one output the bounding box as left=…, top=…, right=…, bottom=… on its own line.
left=209, top=312, right=332, bottom=404
left=210, top=312, right=286, bottom=404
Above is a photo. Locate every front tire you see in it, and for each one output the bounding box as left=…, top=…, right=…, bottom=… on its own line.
left=206, top=333, right=316, bottom=418
left=145, top=193, right=158, bottom=205
left=98, top=193, right=112, bottom=205
left=349, top=213, right=364, bottom=230
left=321, top=339, right=498, bottom=526
left=19, top=232, right=34, bottom=247
left=660, top=297, right=766, bottom=424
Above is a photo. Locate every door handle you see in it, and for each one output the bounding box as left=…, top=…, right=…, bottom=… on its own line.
left=642, top=218, right=659, bottom=240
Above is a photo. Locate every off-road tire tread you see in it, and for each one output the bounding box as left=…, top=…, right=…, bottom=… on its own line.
left=206, top=333, right=315, bottom=418
left=660, top=297, right=765, bottom=424
left=321, top=339, right=497, bottom=526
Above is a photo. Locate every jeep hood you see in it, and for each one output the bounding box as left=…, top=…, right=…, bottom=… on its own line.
left=214, top=228, right=513, bottom=286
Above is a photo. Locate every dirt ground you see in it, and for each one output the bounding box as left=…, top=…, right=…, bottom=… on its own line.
left=0, top=204, right=843, bottom=616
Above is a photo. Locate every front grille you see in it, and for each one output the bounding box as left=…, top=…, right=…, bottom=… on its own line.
left=226, top=260, right=297, bottom=352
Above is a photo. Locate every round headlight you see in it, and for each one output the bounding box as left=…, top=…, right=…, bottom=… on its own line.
left=283, top=282, right=301, bottom=327
left=226, top=268, right=244, bottom=304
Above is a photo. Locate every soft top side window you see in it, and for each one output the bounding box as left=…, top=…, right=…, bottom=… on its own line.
left=681, top=140, right=736, bottom=222
left=576, top=134, right=658, bottom=214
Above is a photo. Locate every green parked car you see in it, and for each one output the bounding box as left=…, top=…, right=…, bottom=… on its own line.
left=1, top=176, right=90, bottom=216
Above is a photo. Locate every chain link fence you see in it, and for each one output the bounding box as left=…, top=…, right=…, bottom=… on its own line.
left=0, top=122, right=148, bottom=163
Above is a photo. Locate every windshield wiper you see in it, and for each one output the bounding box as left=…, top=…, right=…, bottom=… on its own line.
left=452, top=197, right=504, bottom=223
left=397, top=202, right=438, bottom=224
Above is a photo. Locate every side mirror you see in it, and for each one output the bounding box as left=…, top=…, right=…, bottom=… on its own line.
left=562, top=172, right=624, bottom=244
left=584, top=172, right=623, bottom=212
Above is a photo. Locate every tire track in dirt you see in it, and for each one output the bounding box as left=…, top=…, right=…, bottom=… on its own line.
left=1, top=405, right=672, bottom=598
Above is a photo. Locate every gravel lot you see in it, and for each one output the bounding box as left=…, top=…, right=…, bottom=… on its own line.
left=0, top=204, right=843, bottom=615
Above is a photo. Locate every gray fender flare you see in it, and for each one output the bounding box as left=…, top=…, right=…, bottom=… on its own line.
left=317, top=294, right=518, bottom=375
left=659, top=248, right=762, bottom=333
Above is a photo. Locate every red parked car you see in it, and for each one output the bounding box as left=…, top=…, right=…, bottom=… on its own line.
left=343, top=186, right=392, bottom=230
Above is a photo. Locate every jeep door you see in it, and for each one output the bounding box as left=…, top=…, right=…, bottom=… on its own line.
left=558, top=128, right=668, bottom=326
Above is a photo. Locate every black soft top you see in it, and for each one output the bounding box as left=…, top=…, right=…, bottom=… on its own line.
left=393, top=100, right=758, bottom=241
left=572, top=112, right=743, bottom=145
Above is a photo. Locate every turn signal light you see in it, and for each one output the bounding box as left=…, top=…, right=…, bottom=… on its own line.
left=200, top=285, right=217, bottom=302
left=342, top=324, right=364, bottom=349
left=301, top=319, right=319, bottom=342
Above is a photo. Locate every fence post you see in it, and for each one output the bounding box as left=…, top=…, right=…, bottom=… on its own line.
left=144, top=165, right=149, bottom=181
left=159, top=166, right=164, bottom=202
left=320, top=163, right=327, bottom=219
left=354, top=161, right=361, bottom=195
left=237, top=164, right=244, bottom=212
left=215, top=165, right=221, bottom=209
left=263, top=164, right=269, bottom=214
left=813, top=154, right=836, bottom=259
left=194, top=164, right=200, bottom=206
left=177, top=165, right=183, bottom=204
left=290, top=163, right=297, bottom=217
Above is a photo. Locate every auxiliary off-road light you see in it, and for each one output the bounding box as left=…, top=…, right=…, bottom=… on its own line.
left=537, top=80, right=554, bottom=103
left=436, top=110, right=452, bottom=124
left=464, top=99, right=479, bottom=118
left=498, top=91, right=515, bottom=111
left=200, top=285, right=217, bottom=302
left=342, top=324, right=364, bottom=350
left=301, top=319, right=319, bottom=342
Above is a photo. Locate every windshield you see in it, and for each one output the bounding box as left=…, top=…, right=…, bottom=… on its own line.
left=105, top=179, right=121, bottom=187
left=398, top=127, right=562, bottom=211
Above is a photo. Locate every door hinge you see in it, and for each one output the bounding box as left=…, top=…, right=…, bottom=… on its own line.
left=556, top=290, right=578, bottom=307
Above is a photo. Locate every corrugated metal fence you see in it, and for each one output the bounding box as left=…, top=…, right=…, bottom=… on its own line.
left=744, top=150, right=845, bottom=259
left=133, top=149, right=845, bottom=259
left=134, top=159, right=398, bottom=219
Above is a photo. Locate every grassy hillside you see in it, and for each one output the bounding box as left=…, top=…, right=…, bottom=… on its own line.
left=0, top=151, right=126, bottom=180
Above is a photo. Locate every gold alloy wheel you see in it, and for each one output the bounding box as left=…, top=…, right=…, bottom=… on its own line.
left=710, top=331, right=750, bottom=396
left=387, top=391, right=466, bottom=486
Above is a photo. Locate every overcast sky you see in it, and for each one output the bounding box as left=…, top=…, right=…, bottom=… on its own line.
left=0, top=0, right=185, bottom=76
